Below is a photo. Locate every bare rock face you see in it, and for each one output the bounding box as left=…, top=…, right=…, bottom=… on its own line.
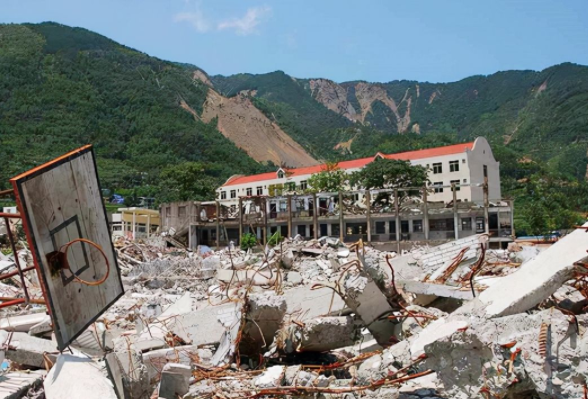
left=201, top=89, right=318, bottom=167
left=192, top=69, right=213, bottom=87
left=354, top=82, right=413, bottom=133
left=309, top=79, right=358, bottom=121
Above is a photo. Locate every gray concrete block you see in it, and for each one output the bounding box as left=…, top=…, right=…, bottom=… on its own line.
left=158, top=363, right=191, bottom=399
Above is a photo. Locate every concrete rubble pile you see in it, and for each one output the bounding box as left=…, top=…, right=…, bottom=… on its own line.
left=2, top=225, right=588, bottom=398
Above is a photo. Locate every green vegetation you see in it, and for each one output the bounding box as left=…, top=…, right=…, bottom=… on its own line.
left=307, top=163, right=347, bottom=193
left=350, top=158, right=429, bottom=203
left=267, top=231, right=284, bottom=247
left=240, top=233, right=257, bottom=251
left=2, top=23, right=588, bottom=234
left=0, top=23, right=267, bottom=204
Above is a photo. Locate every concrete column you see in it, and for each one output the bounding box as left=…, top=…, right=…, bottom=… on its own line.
left=452, top=183, right=458, bottom=240
left=132, top=211, right=136, bottom=240
left=510, top=200, right=515, bottom=238
left=287, top=195, right=293, bottom=238
left=147, top=214, right=151, bottom=239
left=366, top=190, right=372, bottom=243
left=312, top=193, right=318, bottom=240
left=216, top=201, right=221, bottom=248
left=483, top=177, right=490, bottom=234
left=394, top=189, right=400, bottom=253
left=423, top=188, right=429, bottom=241
left=338, top=191, right=344, bottom=243
left=264, top=198, right=269, bottom=245
left=238, top=197, right=243, bottom=244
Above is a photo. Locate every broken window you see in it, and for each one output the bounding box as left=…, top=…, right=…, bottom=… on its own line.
left=220, top=191, right=227, bottom=200
left=483, top=165, right=488, bottom=178
left=332, top=223, right=340, bottom=236
left=230, top=190, right=236, bottom=199
left=246, top=188, right=252, bottom=196
left=401, top=220, right=409, bottom=233
left=449, top=160, right=459, bottom=172
left=297, top=225, right=306, bottom=236
left=433, top=162, right=442, bottom=174
left=300, top=180, right=308, bottom=190
left=413, top=219, right=423, bottom=232
left=430, top=218, right=454, bottom=232
left=476, top=217, right=485, bottom=232
left=178, top=206, right=186, bottom=218
left=256, top=186, right=263, bottom=195
left=375, top=221, right=386, bottom=234
left=461, top=217, right=472, bottom=231
left=433, top=182, right=443, bottom=193
left=450, top=180, right=460, bottom=191
left=166, top=207, right=171, bottom=217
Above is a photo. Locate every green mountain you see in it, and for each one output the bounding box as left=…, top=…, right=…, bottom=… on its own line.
left=0, top=22, right=267, bottom=203
left=1, top=22, right=587, bottom=234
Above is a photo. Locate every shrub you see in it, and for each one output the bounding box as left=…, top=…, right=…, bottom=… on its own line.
left=240, top=233, right=257, bottom=251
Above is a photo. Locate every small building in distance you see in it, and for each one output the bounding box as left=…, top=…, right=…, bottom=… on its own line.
left=111, top=207, right=160, bottom=240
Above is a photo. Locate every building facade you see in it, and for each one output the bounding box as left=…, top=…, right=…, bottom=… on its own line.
left=216, top=137, right=501, bottom=205
left=159, top=137, right=512, bottom=251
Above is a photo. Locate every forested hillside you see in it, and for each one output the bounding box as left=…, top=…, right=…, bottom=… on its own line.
left=0, top=23, right=267, bottom=203
left=2, top=22, right=588, bottom=234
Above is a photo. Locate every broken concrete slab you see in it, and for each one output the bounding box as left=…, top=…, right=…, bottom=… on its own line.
left=478, top=224, right=588, bottom=317
left=397, top=280, right=475, bottom=300
left=0, top=370, right=45, bottom=399
left=105, top=343, right=150, bottom=399
left=240, top=294, right=287, bottom=355
left=210, top=303, right=243, bottom=367
left=216, top=269, right=276, bottom=285
left=158, top=363, right=192, bottom=399
left=72, top=323, right=113, bottom=356
left=0, top=330, right=59, bottom=368
left=0, top=313, right=49, bottom=333
left=28, top=316, right=53, bottom=337
left=254, top=365, right=285, bottom=388
left=142, top=346, right=211, bottom=383
left=423, top=309, right=588, bottom=399
left=158, top=292, right=193, bottom=320
left=172, top=285, right=348, bottom=347
left=44, top=354, right=117, bottom=399
left=300, top=247, right=324, bottom=256
left=283, top=316, right=358, bottom=353
left=343, top=273, right=396, bottom=346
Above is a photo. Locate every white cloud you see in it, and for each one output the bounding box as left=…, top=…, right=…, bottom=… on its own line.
left=175, top=10, right=210, bottom=33
left=217, top=6, right=271, bottom=36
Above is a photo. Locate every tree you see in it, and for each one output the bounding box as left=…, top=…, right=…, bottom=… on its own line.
left=307, top=162, right=347, bottom=192
left=349, top=158, right=429, bottom=204
left=350, top=158, right=428, bottom=190
left=156, top=162, right=217, bottom=203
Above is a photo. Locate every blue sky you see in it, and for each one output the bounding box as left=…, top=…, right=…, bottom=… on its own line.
left=2, top=0, right=588, bottom=83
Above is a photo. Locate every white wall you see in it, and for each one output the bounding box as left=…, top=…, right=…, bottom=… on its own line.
left=466, top=137, right=501, bottom=202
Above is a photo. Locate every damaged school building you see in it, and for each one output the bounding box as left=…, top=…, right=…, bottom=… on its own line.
left=159, top=137, right=514, bottom=250
left=3, top=141, right=588, bottom=399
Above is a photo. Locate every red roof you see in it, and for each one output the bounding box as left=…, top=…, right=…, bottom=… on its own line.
left=222, top=142, right=474, bottom=187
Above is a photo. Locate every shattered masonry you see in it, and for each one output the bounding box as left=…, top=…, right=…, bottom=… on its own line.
left=2, top=222, right=588, bottom=398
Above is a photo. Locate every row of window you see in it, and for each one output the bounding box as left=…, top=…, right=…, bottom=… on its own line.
left=219, top=180, right=308, bottom=200
left=373, top=217, right=482, bottom=233
left=431, top=159, right=464, bottom=174
left=432, top=179, right=466, bottom=193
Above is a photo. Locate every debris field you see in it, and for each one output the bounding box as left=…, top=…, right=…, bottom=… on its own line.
left=1, top=223, right=588, bottom=399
